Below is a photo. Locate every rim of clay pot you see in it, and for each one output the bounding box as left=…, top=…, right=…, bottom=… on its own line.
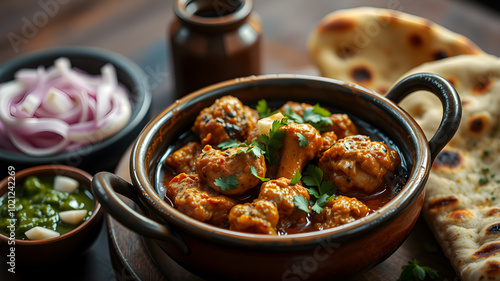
left=131, top=74, right=429, bottom=247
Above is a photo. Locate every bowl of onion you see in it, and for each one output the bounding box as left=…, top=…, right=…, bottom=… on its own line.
left=0, top=164, right=104, bottom=267
left=0, top=47, right=152, bottom=174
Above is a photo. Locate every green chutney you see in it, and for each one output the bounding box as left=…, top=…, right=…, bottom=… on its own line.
left=0, top=176, right=95, bottom=240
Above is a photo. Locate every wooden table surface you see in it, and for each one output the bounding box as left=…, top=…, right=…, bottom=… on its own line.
left=1, top=0, right=500, bottom=280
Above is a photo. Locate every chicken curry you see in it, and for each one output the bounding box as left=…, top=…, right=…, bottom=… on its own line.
left=158, top=96, right=407, bottom=235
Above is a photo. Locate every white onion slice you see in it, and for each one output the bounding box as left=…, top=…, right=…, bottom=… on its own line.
left=0, top=58, right=132, bottom=156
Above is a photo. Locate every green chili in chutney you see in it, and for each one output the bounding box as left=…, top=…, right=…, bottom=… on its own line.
left=0, top=176, right=95, bottom=240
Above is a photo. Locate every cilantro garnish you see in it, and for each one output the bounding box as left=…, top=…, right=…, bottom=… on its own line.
left=397, top=259, right=438, bottom=281
left=218, top=139, right=245, bottom=150
left=256, top=99, right=279, bottom=118
left=214, top=175, right=239, bottom=191
left=297, top=133, right=308, bottom=147
left=291, top=171, right=310, bottom=213
left=291, top=171, right=301, bottom=185
left=303, top=107, right=333, bottom=132
left=293, top=195, right=310, bottom=213
left=218, top=139, right=265, bottom=159
left=251, top=165, right=270, bottom=182
left=218, top=117, right=288, bottom=165
left=258, top=119, right=288, bottom=164
left=283, top=105, right=304, bottom=123
left=302, top=165, right=337, bottom=214
left=312, top=103, right=331, bottom=117
left=282, top=104, right=333, bottom=132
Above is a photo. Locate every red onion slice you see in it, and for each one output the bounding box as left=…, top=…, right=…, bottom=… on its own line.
left=0, top=57, right=132, bottom=156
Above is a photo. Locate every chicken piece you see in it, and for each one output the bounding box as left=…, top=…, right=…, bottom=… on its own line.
left=258, top=177, right=309, bottom=218
left=192, top=96, right=259, bottom=146
left=318, top=135, right=400, bottom=194
left=276, top=123, right=323, bottom=179
left=164, top=142, right=202, bottom=174
left=313, top=195, right=371, bottom=230
left=228, top=200, right=279, bottom=235
left=195, top=145, right=266, bottom=196
left=319, top=131, right=338, bottom=158
left=325, top=114, right=358, bottom=139
left=167, top=173, right=236, bottom=227
left=258, top=177, right=310, bottom=230
left=246, top=126, right=260, bottom=143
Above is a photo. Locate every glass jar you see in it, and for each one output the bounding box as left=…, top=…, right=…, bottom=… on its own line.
left=169, top=0, right=262, bottom=98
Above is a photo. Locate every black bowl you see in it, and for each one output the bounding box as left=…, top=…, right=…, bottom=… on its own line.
left=0, top=47, right=152, bottom=174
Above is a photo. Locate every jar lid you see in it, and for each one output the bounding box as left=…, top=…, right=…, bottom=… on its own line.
left=174, top=0, right=253, bottom=31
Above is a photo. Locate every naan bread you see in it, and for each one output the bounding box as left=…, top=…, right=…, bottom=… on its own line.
left=396, top=54, right=500, bottom=281
left=307, top=7, right=484, bottom=95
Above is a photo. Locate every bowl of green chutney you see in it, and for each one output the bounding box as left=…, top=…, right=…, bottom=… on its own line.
left=0, top=165, right=103, bottom=267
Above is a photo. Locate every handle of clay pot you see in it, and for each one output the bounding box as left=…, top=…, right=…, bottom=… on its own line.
left=385, top=73, right=462, bottom=161
left=92, top=171, right=189, bottom=255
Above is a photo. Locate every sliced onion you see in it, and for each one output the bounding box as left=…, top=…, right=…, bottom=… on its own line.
left=0, top=57, right=132, bottom=156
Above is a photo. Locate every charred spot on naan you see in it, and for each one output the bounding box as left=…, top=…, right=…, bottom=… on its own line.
left=444, top=76, right=457, bottom=88
left=408, top=33, right=424, bottom=48
left=432, top=49, right=449, bottom=61
left=486, top=224, right=500, bottom=236
left=472, top=243, right=500, bottom=259
left=473, top=77, right=495, bottom=95
left=485, top=260, right=500, bottom=276
left=485, top=208, right=500, bottom=217
left=427, top=195, right=459, bottom=213
left=318, top=17, right=355, bottom=33
left=445, top=209, right=473, bottom=221
left=432, top=149, right=465, bottom=171
left=336, top=44, right=358, bottom=59
left=467, top=113, right=492, bottom=135
left=351, top=65, right=373, bottom=84
left=460, top=97, right=472, bottom=108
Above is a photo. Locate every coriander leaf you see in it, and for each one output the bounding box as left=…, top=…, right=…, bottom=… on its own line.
left=291, top=171, right=301, bottom=185
left=302, top=165, right=337, bottom=213
left=256, top=99, right=271, bottom=118
left=248, top=140, right=265, bottom=158
left=312, top=193, right=330, bottom=214
left=312, top=103, right=331, bottom=117
left=219, top=139, right=264, bottom=159
left=311, top=202, right=323, bottom=214
left=293, top=195, right=310, bottom=213
left=214, top=175, right=239, bottom=191
left=271, top=118, right=289, bottom=133
left=251, top=166, right=270, bottom=182
left=297, top=132, right=309, bottom=147
left=218, top=139, right=245, bottom=150
left=302, top=165, right=323, bottom=189
left=258, top=119, right=288, bottom=164
left=305, top=187, right=320, bottom=199
left=283, top=105, right=304, bottom=123
left=422, top=266, right=439, bottom=279
left=303, top=108, right=333, bottom=132
left=256, top=99, right=279, bottom=118
left=319, top=180, right=336, bottom=196
left=398, top=259, right=438, bottom=281
left=412, top=267, right=426, bottom=280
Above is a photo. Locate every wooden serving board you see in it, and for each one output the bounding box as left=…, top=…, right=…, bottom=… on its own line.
left=108, top=148, right=458, bottom=281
